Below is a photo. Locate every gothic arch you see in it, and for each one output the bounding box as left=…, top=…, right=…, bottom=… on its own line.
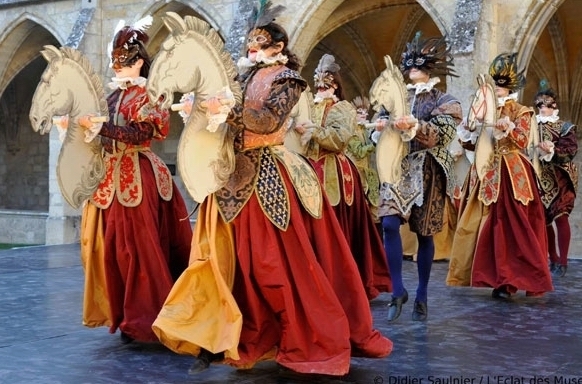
left=0, top=14, right=61, bottom=99
left=519, top=0, right=582, bottom=125
left=143, top=0, right=229, bottom=42
left=286, top=0, right=449, bottom=101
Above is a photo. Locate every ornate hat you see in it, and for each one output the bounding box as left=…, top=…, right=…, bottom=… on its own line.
left=109, top=15, right=152, bottom=70
left=314, top=54, right=340, bottom=89
left=534, top=79, right=558, bottom=109
left=351, top=95, right=370, bottom=112
left=400, top=31, right=457, bottom=77
left=488, top=52, right=526, bottom=92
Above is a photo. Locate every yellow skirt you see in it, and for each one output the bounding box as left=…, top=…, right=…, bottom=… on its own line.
left=152, top=197, right=242, bottom=360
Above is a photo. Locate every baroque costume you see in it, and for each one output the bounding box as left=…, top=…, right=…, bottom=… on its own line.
left=447, top=53, right=553, bottom=297
left=306, top=54, right=391, bottom=300
left=377, top=33, right=462, bottom=322
left=153, top=18, right=392, bottom=376
left=80, top=18, right=192, bottom=342
left=535, top=85, right=578, bottom=276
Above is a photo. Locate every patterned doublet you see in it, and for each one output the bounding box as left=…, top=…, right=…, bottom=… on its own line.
left=215, top=65, right=320, bottom=229
left=378, top=86, right=461, bottom=234
left=91, top=85, right=172, bottom=209
left=538, top=120, right=578, bottom=210
left=477, top=102, right=535, bottom=206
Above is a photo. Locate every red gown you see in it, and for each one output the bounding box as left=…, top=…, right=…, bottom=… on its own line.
left=82, top=82, right=192, bottom=342
left=470, top=101, right=553, bottom=294
left=308, top=98, right=391, bottom=299
left=153, top=65, right=392, bottom=375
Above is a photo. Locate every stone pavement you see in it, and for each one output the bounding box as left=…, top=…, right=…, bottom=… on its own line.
left=1, top=243, right=581, bottom=384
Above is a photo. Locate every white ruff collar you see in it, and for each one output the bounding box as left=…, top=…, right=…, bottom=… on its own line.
left=407, top=77, right=440, bottom=94
left=536, top=109, right=560, bottom=123
left=497, top=92, right=518, bottom=107
left=108, top=76, right=146, bottom=90
left=237, top=51, right=289, bottom=73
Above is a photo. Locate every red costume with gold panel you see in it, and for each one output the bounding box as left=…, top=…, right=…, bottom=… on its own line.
left=85, top=82, right=191, bottom=342
left=307, top=54, right=390, bottom=300
left=81, top=19, right=191, bottom=343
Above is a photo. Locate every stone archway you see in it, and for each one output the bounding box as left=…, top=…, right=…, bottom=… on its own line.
left=0, top=19, right=60, bottom=212
left=281, top=0, right=452, bottom=102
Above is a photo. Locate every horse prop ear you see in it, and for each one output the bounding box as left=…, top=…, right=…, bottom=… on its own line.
left=40, top=45, right=62, bottom=63
left=384, top=55, right=395, bottom=72
left=163, top=11, right=188, bottom=37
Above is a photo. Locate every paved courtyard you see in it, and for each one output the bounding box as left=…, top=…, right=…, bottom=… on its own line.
left=1, top=243, right=581, bottom=383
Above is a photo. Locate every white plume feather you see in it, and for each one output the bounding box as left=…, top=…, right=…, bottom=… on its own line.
left=133, top=15, right=153, bottom=32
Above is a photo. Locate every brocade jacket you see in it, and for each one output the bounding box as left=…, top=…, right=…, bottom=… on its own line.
left=478, top=100, right=536, bottom=206
left=91, top=84, right=173, bottom=209
left=215, top=64, right=322, bottom=230
left=537, top=118, right=578, bottom=207
left=306, top=98, right=358, bottom=207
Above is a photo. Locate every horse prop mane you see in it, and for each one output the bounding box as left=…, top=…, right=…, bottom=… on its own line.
left=369, top=55, right=413, bottom=184
left=147, top=12, right=242, bottom=204
left=29, top=45, right=108, bottom=209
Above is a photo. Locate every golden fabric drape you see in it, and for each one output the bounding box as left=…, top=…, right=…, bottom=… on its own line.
left=152, top=197, right=241, bottom=359
left=80, top=202, right=112, bottom=327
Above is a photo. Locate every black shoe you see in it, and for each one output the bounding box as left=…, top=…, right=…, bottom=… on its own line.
left=549, top=262, right=558, bottom=273
left=387, top=289, right=408, bottom=322
left=411, top=300, right=427, bottom=322
left=553, top=264, right=567, bottom=277
left=492, top=287, right=511, bottom=299
left=188, top=349, right=224, bottom=374
left=120, top=332, right=134, bottom=344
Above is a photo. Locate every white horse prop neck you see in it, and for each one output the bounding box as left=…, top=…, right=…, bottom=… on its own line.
left=369, top=55, right=411, bottom=184
left=147, top=12, right=242, bottom=203
left=29, top=45, right=107, bottom=209
left=466, top=73, right=498, bottom=180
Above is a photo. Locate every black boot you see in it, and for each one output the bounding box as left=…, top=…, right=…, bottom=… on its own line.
left=492, top=286, right=511, bottom=300
left=411, top=300, right=428, bottom=322
left=387, top=289, right=408, bottom=322
left=188, top=349, right=224, bottom=374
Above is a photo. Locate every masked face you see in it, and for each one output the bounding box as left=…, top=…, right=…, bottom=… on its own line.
left=246, top=29, right=272, bottom=61
left=111, top=44, right=140, bottom=71
left=313, top=71, right=336, bottom=93
left=535, top=95, right=557, bottom=111
left=356, top=108, right=368, bottom=122
left=402, top=54, right=427, bottom=72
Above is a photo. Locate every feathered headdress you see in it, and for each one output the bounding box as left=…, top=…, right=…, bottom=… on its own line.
left=351, top=95, right=370, bottom=111
left=488, top=52, right=526, bottom=92
left=534, top=79, right=558, bottom=109
left=109, top=15, right=153, bottom=69
left=248, top=0, right=285, bottom=31
left=314, top=54, right=340, bottom=89
left=400, top=31, right=457, bottom=77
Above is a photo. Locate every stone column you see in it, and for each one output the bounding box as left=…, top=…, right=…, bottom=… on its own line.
left=448, top=0, right=484, bottom=112
left=45, top=129, right=81, bottom=245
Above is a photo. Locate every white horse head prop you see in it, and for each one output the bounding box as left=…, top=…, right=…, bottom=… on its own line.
left=147, top=12, right=242, bottom=203
left=284, top=87, right=314, bottom=155
left=467, top=73, right=498, bottom=180
left=29, top=45, right=107, bottom=209
left=369, top=55, right=411, bottom=184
